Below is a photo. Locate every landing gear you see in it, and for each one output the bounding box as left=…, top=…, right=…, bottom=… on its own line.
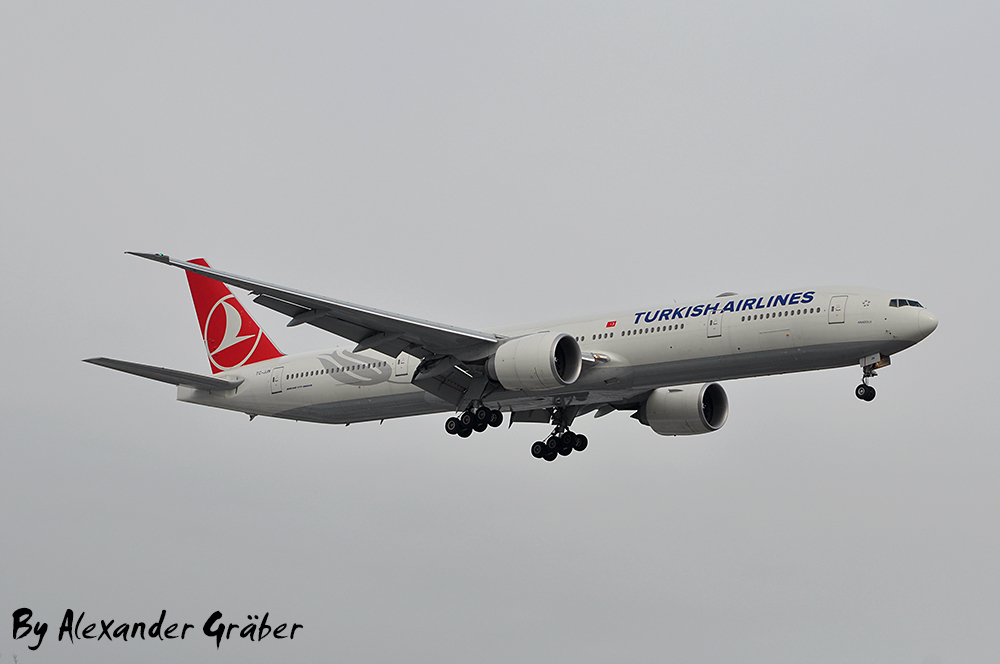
left=527, top=406, right=590, bottom=462
left=530, top=429, right=589, bottom=462
left=856, top=361, right=879, bottom=402
left=444, top=407, right=504, bottom=438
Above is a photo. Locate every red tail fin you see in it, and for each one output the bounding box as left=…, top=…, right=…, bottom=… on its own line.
left=186, top=258, right=284, bottom=373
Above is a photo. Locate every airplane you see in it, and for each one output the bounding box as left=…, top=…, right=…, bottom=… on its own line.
left=85, top=253, right=938, bottom=461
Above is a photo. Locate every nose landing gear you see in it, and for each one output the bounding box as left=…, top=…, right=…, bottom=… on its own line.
left=855, top=360, right=880, bottom=401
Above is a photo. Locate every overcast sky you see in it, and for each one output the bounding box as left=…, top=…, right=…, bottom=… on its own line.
left=2, top=2, right=998, bottom=663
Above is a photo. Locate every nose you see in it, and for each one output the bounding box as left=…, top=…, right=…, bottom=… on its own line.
left=918, top=309, right=938, bottom=337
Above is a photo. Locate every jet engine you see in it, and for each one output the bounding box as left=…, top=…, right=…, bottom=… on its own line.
left=637, top=383, right=729, bottom=435
left=486, top=332, right=582, bottom=391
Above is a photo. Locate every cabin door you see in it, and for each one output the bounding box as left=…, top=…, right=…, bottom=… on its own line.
left=707, top=313, right=723, bottom=338
left=828, top=296, right=847, bottom=324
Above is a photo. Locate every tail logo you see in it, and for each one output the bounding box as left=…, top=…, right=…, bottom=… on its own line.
left=204, top=295, right=263, bottom=371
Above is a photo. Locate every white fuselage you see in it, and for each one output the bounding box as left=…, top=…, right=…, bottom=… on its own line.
left=178, top=287, right=936, bottom=424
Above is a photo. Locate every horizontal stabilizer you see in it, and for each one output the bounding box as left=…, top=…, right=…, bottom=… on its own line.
left=84, top=357, right=244, bottom=391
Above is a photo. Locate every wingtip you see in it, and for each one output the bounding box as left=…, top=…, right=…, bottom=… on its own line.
left=126, top=251, right=171, bottom=263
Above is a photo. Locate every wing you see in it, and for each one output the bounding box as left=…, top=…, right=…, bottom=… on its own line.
left=128, top=253, right=500, bottom=361
left=84, top=357, right=244, bottom=391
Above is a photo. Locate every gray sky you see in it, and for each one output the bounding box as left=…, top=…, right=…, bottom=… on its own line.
left=2, top=2, right=998, bottom=662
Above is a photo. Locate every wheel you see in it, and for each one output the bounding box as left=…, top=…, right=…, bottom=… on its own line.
left=488, top=409, right=503, bottom=427
left=445, top=417, right=461, bottom=435
left=557, top=445, right=572, bottom=456
left=457, top=427, right=472, bottom=438
left=459, top=411, right=473, bottom=427
left=864, top=385, right=876, bottom=401
left=543, top=452, right=557, bottom=462
left=531, top=441, right=546, bottom=458
left=473, top=420, right=488, bottom=433
left=475, top=406, right=490, bottom=422
left=573, top=434, right=588, bottom=452
left=546, top=435, right=560, bottom=449
left=561, top=431, right=577, bottom=448
left=855, top=384, right=869, bottom=400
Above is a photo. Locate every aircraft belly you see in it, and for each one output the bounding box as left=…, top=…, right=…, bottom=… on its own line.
left=274, top=388, right=449, bottom=424
left=630, top=338, right=911, bottom=388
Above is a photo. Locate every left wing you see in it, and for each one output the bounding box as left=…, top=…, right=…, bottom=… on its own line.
left=128, top=253, right=500, bottom=361
left=84, top=357, right=244, bottom=391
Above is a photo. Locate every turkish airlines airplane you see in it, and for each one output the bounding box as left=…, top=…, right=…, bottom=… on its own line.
left=86, top=253, right=938, bottom=461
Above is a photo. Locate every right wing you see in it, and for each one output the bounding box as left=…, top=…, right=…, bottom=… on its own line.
left=127, top=253, right=500, bottom=361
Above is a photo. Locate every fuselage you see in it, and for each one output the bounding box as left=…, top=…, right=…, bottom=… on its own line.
left=179, top=287, right=937, bottom=424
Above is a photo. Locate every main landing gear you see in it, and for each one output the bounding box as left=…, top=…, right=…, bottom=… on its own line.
left=530, top=427, right=588, bottom=462
left=445, top=406, right=503, bottom=438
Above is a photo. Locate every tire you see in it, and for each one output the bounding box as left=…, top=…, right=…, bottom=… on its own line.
left=864, top=385, right=876, bottom=401
left=458, top=427, right=472, bottom=438
left=488, top=410, right=503, bottom=427
left=445, top=417, right=461, bottom=434
left=531, top=441, right=545, bottom=458
left=546, top=435, right=560, bottom=449
left=473, top=421, right=488, bottom=433
left=855, top=384, right=869, bottom=400
left=561, top=431, right=577, bottom=448
left=573, top=434, right=588, bottom=452
left=459, top=411, right=473, bottom=427
left=543, top=452, right=557, bottom=462
left=557, top=446, right=572, bottom=456
left=475, top=406, right=490, bottom=422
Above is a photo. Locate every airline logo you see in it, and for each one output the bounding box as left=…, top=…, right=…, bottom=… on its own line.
left=204, top=294, right=264, bottom=371
left=185, top=258, right=283, bottom=373
left=606, top=321, right=617, bottom=328
left=633, top=290, right=817, bottom=325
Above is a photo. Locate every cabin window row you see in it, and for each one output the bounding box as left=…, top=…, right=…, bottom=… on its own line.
left=740, top=307, right=822, bottom=322
left=623, top=324, right=683, bottom=337
left=289, top=361, right=387, bottom=379
left=576, top=324, right=687, bottom=342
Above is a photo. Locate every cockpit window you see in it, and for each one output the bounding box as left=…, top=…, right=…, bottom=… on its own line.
left=907, top=300, right=923, bottom=308
left=889, top=299, right=924, bottom=308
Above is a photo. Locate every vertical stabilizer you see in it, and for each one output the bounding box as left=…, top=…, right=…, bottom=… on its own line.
left=185, top=258, right=284, bottom=373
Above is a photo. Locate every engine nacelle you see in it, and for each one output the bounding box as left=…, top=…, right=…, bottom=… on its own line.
left=638, top=383, right=729, bottom=435
left=487, top=332, right=582, bottom=391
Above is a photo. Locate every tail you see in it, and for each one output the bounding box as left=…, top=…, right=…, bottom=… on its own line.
left=186, top=258, right=284, bottom=373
